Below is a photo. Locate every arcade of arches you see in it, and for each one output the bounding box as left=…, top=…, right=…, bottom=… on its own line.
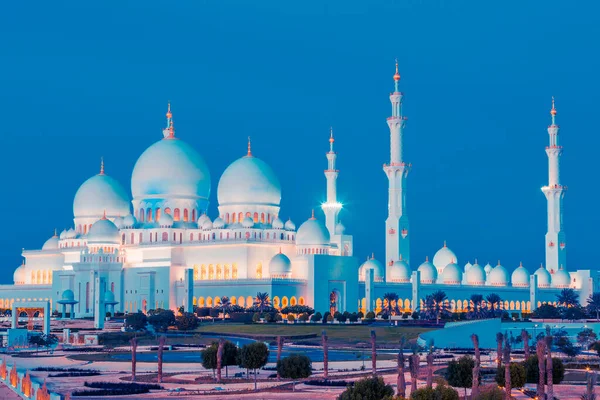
left=192, top=295, right=305, bottom=310
left=357, top=297, right=538, bottom=315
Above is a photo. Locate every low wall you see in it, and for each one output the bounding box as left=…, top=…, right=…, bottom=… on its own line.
left=0, top=356, right=64, bottom=399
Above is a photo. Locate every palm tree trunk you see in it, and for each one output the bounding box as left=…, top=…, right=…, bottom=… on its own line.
left=546, top=339, right=553, bottom=400
left=397, top=349, right=406, bottom=398
left=254, top=368, right=258, bottom=391
left=277, top=336, right=283, bottom=381
left=157, top=335, right=166, bottom=383
left=471, top=334, right=480, bottom=399
left=130, top=337, right=137, bottom=382
left=426, top=352, right=433, bottom=388
left=411, top=353, right=419, bottom=393
left=370, top=330, right=377, bottom=375
left=216, top=338, right=224, bottom=383
left=322, top=331, right=328, bottom=380
left=522, top=329, right=530, bottom=359
left=503, top=340, right=511, bottom=400
left=496, top=335, right=503, bottom=370
left=536, top=340, right=546, bottom=399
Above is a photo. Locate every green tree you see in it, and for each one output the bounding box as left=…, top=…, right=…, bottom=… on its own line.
left=485, top=293, right=502, bottom=314
left=125, top=312, right=147, bottom=331
left=495, top=363, right=526, bottom=388
left=556, top=288, right=580, bottom=307
left=239, top=342, right=269, bottom=390
left=201, top=340, right=239, bottom=378
left=383, top=292, right=400, bottom=316
left=431, top=290, right=450, bottom=324
left=201, top=345, right=218, bottom=378
left=473, top=384, right=504, bottom=400
left=175, top=312, right=199, bottom=331
left=277, top=354, right=312, bottom=391
left=522, top=355, right=565, bottom=384
left=577, top=328, right=598, bottom=349
left=147, top=309, right=175, bottom=332
left=445, top=355, right=474, bottom=399
left=586, top=292, right=600, bottom=320
left=337, top=376, right=394, bottom=400
left=411, top=382, right=459, bottom=400
left=533, top=303, right=560, bottom=319
left=254, top=292, right=271, bottom=314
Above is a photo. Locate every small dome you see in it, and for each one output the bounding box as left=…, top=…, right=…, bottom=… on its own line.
left=441, top=262, right=462, bottom=285
left=42, top=234, right=59, bottom=250
left=217, top=155, right=281, bottom=207
left=122, top=214, right=137, bottom=228
left=484, top=263, right=493, bottom=275
left=66, top=228, right=76, bottom=239
left=417, top=258, right=437, bottom=284
left=464, top=262, right=472, bottom=273
left=197, top=214, right=210, bottom=227
left=103, top=291, right=116, bottom=303
left=242, top=216, right=254, bottom=228
left=73, top=172, right=130, bottom=220
left=59, top=229, right=68, bottom=239
left=284, top=219, right=296, bottom=231
left=213, top=217, right=225, bottom=229
left=534, top=266, right=551, bottom=288
left=158, top=212, right=174, bottom=227
left=113, top=217, right=124, bottom=229
left=201, top=217, right=213, bottom=230
left=335, top=221, right=346, bottom=235
left=552, top=266, right=571, bottom=288
left=269, top=252, right=292, bottom=278
left=296, top=215, right=330, bottom=246
left=432, top=242, right=457, bottom=272
left=511, top=263, right=530, bottom=287
left=389, top=258, right=411, bottom=283
left=466, top=263, right=486, bottom=285
left=13, top=263, right=27, bottom=285
left=488, top=262, right=509, bottom=286
left=61, top=289, right=75, bottom=301
left=87, top=218, right=120, bottom=244
left=272, top=217, right=284, bottom=230
left=358, top=257, right=384, bottom=282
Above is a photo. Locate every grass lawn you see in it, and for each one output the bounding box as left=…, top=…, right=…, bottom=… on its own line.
left=194, top=323, right=432, bottom=347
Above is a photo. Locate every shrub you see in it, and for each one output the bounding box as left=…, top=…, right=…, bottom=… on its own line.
left=298, top=313, right=309, bottom=322
left=411, top=382, right=459, bottom=400
left=337, top=313, right=347, bottom=323
left=357, top=311, right=364, bottom=319
left=277, top=353, right=312, bottom=390
left=338, top=376, right=394, bottom=400
left=304, top=379, right=351, bottom=387
left=365, top=311, right=375, bottom=320
left=280, top=305, right=315, bottom=315
left=533, top=304, right=560, bottom=319
left=322, top=312, right=331, bottom=324
left=334, top=311, right=342, bottom=320
left=495, top=363, right=526, bottom=388
left=473, top=384, right=504, bottom=400
left=522, top=355, right=564, bottom=384
left=147, top=309, right=175, bottom=332
left=326, top=314, right=334, bottom=322
left=411, top=311, right=419, bottom=320
left=348, top=313, right=358, bottom=323
left=125, top=312, right=147, bottom=331
left=72, top=382, right=162, bottom=397
left=229, top=312, right=254, bottom=323
left=274, top=313, right=283, bottom=322
left=175, top=312, right=199, bottom=331
left=252, top=312, right=261, bottom=323
left=287, top=314, right=296, bottom=322
left=209, top=308, right=221, bottom=318
left=195, top=307, right=211, bottom=317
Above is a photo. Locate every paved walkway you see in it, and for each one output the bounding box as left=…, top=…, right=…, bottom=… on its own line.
left=0, top=381, right=22, bottom=399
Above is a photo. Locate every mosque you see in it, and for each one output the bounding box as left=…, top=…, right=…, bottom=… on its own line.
left=1, top=63, right=597, bottom=326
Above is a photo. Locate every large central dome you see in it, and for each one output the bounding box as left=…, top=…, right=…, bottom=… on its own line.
left=74, top=172, right=130, bottom=219
left=131, top=137, right=211, bottom=201
left=217, top=153, right=281, bottom=207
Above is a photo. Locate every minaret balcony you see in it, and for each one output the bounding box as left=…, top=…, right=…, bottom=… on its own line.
left=545, top=145, right=563, bottom=149
left=383, top=162, right=411, bottom=168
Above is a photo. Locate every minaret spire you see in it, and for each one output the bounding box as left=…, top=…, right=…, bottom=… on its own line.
left=322, top=127, right=341, bottom=237
left=163, top=102, right=175, bottom=139
left=247, top=136, right=252, bottom=157
left=384, top=60, right=411, bottom=274
left=542, top=96, right=566, bottom=272
left=99, top=157, right=104, bottom=175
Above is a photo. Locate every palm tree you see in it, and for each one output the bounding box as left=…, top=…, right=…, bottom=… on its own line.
left=587, top=293, right=600, bottom=321
left=536, top=339, right=546, bottom=399
left=409, top=347, right=419, bottom=393
left=431, top=290, right=449, bottom=324
left=370, top=330, right=377, bottom=375
left=471, top=334, right=480, bottom=399
left=495, top=332, right=504, bottom=369
left=130, top=337, right=138, bottom=382
left=421, top=295, right=435, bottom=321
left=254, top=292, right=271, bottom=313
left=557, top=288, right=580, bottom=308
left=521, top=329, right=530, bottom=359
left=276, top=336, right=283, bottom=381
left=220, top=296, right=231, bottom=315
left=216, top=338, right=224, bottom=383
left=397, top=337, right=406, bottom=398
left=426, top=341, right=434, bottom=388
left=383, top=292, right=400, bottom=316
left=486, top=293, right=502, bottom=315
left=322, top=331, right=328, bottom=380
left=546, top=331, right=554, bottom=400
left=469, top=294, right=483, bottom=319
left=157, top=335, right=166, bottom=383
left=504, top=337, right=512, bottom=399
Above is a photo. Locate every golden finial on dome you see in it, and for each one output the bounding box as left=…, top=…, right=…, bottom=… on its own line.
left=393, top=59, right=400, bottom=81
left=310, top=209, right=315, bottom=219
left=166, top=102, right=172, bottom=119
left=550, top=96, right=557, bottom=116
left=425, top=256, right=429, bottom=262
left=329, top=127, right=334, bottom=143
left=371, top=252, right=375, bottom=259
left=99, top=157, right=105, bottom=175
left=247, top=136, right=252, bottom=157
left=443, top=240, right=447, bottom=248
left=53, top=228, right=57, bottom=237
left=102, top=210, right=107, bottom=220
left=497, top=260, right=501, bottom=266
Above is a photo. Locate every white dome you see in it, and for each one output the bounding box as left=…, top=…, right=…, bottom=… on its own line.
left=272, top=217, right=284, bottom=229
left=122, top=214, right=136, bottom=228
left=197, top=214, right=210, bottom=227
left=484, top=263, right=493, bottom=275
left=466, top=263, right=486, bottom=285
left=534, top=266, right=551, bottom=288
left=389, top=258, right=411, bottom=283
left=73, top=172, right=130, bottom=219
left=87, top=218, right=120, bottom=244
left=335, top=221, right=346, bottom=235
left=13, top=263, right=26, bottom=285
left=432, top=242, right=457, bottom=272
left=158, top=212, right=174, bottom=227
left=441, top=262, right=462, bottom=285
left=417, top=258, right=437, bottom=283
left=269, top=252, right=292, bottom=277
left=242, top=216, right=255, bottom=228
left=552, top=266, right=571, bottom=288
left=201, top=218, right=213, bottom=230
left=488, top=262, right=509, bottom=286
left=131, top=137, right=211, bottom=203
left=464, top=262, right=472, bottom=273
left=213, top=217, right=225, bottom=229
left=42, top=234, right=59, bottom=250
left=59, top=229, right=67, bottom=239
left=358, top=257, right=384, bottom=282
left=296, top=216, right=330, bottom=246
left=217, top=155, right=281, bottom=207
left=511, top=263, right=530, bottom=287
left=284, top=219, right=296, bottom=231
left=66, top=228, right=76, bottom=239
left=113, top=216, right=124, bottom=229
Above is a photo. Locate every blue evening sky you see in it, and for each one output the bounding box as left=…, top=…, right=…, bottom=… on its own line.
left=1, top=1, right=598, bottom=283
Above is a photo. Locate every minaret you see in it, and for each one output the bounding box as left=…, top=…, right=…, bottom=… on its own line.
left=384, top=60, right=410, bottom=273
left=322, top=127, right=341, bottom=236
left=542, top=97, right=566, bottom=273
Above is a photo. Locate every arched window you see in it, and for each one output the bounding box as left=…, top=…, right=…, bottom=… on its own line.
left=139, top=233, right=143, bottom=243
left=184, top=209, right=189, bottom=222
left=174, top=208, right=180, bottom=221
left=146, top=208, right=152, bottom=222
left=273, top=296, right=280, bottom=309
left=299, top=297, right=305, bottom=306
left=122, top=234, right=126, bottom=245
left=83, top=225, right=88, bottom=234
left=164, top=207, right=171, bottom=215
left=290, top=296, right=297, bottom=306
left=281, top=296, right=289, bottom=308
left=192, top=209, right=196, bottom=222
left=155, top=208, right=161, bottom=222
left=225, top=213, right=230, bottom=224
left=261, top=213, right=265, bottom=223
left=30, top=271, right=35, bottom=284
left=238, top=212, right=243, bottom=222
left=216, top=265, right=222, bottom=279
left=206, top=297, right=213, bottom=307
left=111, top=282, right=115, bottom=292
left=201, top=265, right=206, bottom=280
left=139, top=208, right=145, bottom=222
left=232, top=264, right=238, bottom=279
left=37, top=270, right=41, bottom=284
left=230, top=296, right=237, bottom=305
left=231, top=213, right=236, bottom=223
left=162, top=232, right=168, bottom=242
left=256, top=263, right=262, bottom=279
left=86, top=282, right=90, bottom=312
left=247, top=296, right=253, bottom=307
left=224, top=265, right=230, bottom=279
left=173, top=232, right=176, bottom=241
left=130, top=233, right=134, bottom=244
left=208, top=265, right=214, bottom=280
left=180, top=233, right=183, bottom=244
left=238, top=296, right=245, bottom=307
left=253, top=212, right=258, bottom=223
left=198, top=297, right=205, bottom=307
left=190, top=233, right=194, bottom=241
